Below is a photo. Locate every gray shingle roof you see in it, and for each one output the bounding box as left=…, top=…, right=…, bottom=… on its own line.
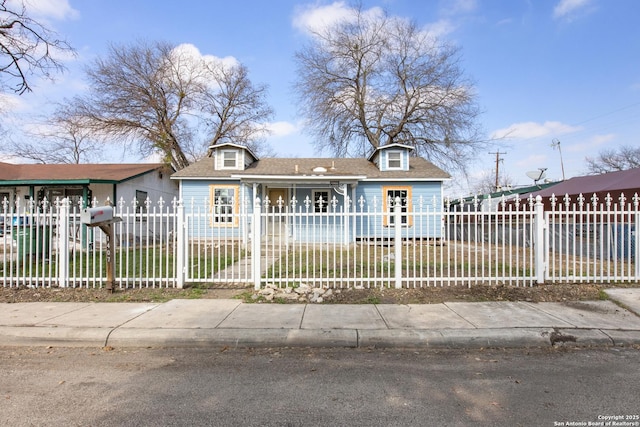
left=172, top=157, right=450, bottom=180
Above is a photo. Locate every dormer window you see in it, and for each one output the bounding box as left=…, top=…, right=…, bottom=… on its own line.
left=222, top=150, right=238, bottom=169
left=387, top=151, right=402, bottom=170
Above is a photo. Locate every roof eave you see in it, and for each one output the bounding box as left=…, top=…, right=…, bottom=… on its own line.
left=231, top=174, right=368, bottom=181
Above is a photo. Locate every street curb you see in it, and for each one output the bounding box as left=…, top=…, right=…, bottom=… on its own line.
left=0, top=326, right=110, bottom=347
left=359, top=328, right=554, bottom=349
left=601, top=330, right=640, bottom=346
left=2, top=326, right=639, bottom=350
left=549, top=328, right=614, bottom=346
left=106, top=328, right=359, bottom=349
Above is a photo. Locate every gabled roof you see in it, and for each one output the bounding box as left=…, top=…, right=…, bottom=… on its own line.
left=366, top=143, right=415, bottom=161
left=172, top=156, right=450, bottom=181
left=208, top=142, right=259, bottom=162
left=0, top=162, right=170, bottom=185
left=524, top=168, right=640, bottom=199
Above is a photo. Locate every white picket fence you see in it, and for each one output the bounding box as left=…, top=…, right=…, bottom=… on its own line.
left=1, top=193, right=638, bottom=289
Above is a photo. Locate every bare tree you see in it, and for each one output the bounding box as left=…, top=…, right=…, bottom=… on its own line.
left=70, top=40, right=273, bottom=170
left=470, top=169, right=515, bottom=195
left=0, top=0, right=74, bottom=95
left=5, top=104, right=103, bottom=164
left=202, top=61, right=274, bottom=156
left=585, top=145, right=640, bottom=175
left=293, top=5, right=482, bottom=172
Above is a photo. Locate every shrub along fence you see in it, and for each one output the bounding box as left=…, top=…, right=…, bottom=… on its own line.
left=1, top=193, right=638, bottom=289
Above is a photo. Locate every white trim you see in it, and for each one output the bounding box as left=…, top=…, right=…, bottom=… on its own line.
left=363, top=178, right=450, bottom=182
left=386, top=150, right=403, bottom=170
left=220, top=150, right=239, bottom=170
left=230, top=174, right=368, bottom=181
left=172, top=176, right=239, bottom=181
left=209, top=142, right=258, bottom=160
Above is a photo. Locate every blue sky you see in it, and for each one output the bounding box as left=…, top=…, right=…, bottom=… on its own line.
left=3, top=0, right=640, bottom=195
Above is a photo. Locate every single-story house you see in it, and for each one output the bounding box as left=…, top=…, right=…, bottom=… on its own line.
left=0, top=162, right=178, bottom=210
left=171, top=142, right=451, bottom=243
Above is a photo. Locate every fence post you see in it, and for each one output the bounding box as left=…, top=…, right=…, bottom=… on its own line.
left=57, top=198, right=70, bottom=288
left=394, top=196, right=402, bottom=289
left=252, top=197, right=262, bottom=290
left=534, top=195, right=546, bottom=284
left=176, top=201, right=185, bottom=289
left=629, top=209, right=640, bottom=280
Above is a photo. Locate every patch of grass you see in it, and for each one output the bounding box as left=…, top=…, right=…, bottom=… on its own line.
left=597, top=289, right=609, bottom=300
left=364, top=295, right=381, bottom=304
left=234, top=290, right=260, bottom=303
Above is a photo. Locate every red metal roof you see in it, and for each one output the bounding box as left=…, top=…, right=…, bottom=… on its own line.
left=0, top=162, right=169, bottom=182
left=525, top=168, right=640, bottom=199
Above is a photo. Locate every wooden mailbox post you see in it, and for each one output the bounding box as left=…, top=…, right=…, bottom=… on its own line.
left=81, top=206, right=121, bottom=292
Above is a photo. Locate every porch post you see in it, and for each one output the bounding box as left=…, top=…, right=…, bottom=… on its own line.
left=394, top=196, right=403, bottom=289
left=343, top=193, right=349, bottom=245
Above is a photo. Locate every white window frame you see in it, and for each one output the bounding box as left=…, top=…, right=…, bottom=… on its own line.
left=209, top=185, right=239, bottom=226
left=221, top=150, right=238, bottom=169
left=383, top=186, right=412, bottom=227
left=386, top=151, right=402, bottom=170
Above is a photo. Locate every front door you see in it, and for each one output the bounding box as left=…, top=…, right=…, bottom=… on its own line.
left=266, top=188, right=288, bottom=236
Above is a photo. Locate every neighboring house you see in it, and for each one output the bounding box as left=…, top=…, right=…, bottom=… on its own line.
left=448, top=182, right=561, bottom=213
left=0, top=162, right=178, bottom=210
left=171, top=142, right=451, bottom=243
left=521, top=168, right=640, bottom=209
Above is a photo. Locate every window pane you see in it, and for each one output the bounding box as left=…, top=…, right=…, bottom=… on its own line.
left=223, top=151, right=236, bottom=168
left=212, top=187, right=236, bottom=223
left=387, top=189, right=408, bottom=224
left=314, top=191, right=329, bottom=213
left=388, top=152, right=401, bottom=168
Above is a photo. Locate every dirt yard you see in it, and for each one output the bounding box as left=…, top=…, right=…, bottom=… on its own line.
left=0, top=281, right=636, bottom=304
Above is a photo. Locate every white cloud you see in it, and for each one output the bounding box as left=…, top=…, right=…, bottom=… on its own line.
left=292, top=2, right=384, bottom=34
left=7, top=0, right=80, bottom=20
left=172, top=43, right=239, bottom=70
left=491, top=121, right=582, bottom=140
left=515, top=153, right=547, bottom=168
left=423, top=19, right=457, bottom=38
left=292, top=2, right=458, bottom=42
left=267, top=121, right=299, bottom=138
left=553, top=0, right=592, bottom=20
left=566, top=133, right=616, bottom=153
left=0, top=93, right=28, bottom=113
left=441, top=0, right=478, bottom=16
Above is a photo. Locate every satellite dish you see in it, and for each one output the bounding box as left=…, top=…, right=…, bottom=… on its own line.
left=526, top=168, right=547, bottom=183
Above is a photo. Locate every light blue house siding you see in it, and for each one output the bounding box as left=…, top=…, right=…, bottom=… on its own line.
left=353, top=181, right=444, bottom=241
left=286, top=186, right=347, bottom=244
left=180, top=180, right=253, bottom=240
left=172, top=143, right=450, bottom=243
left=179, top=180, right=443, bottom=243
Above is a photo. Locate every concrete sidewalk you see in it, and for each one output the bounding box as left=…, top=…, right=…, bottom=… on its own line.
left=1, top=288, right=639, bottom=349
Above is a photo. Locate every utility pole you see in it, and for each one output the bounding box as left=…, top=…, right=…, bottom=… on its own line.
left=489, top=151, right=506, bottom=192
